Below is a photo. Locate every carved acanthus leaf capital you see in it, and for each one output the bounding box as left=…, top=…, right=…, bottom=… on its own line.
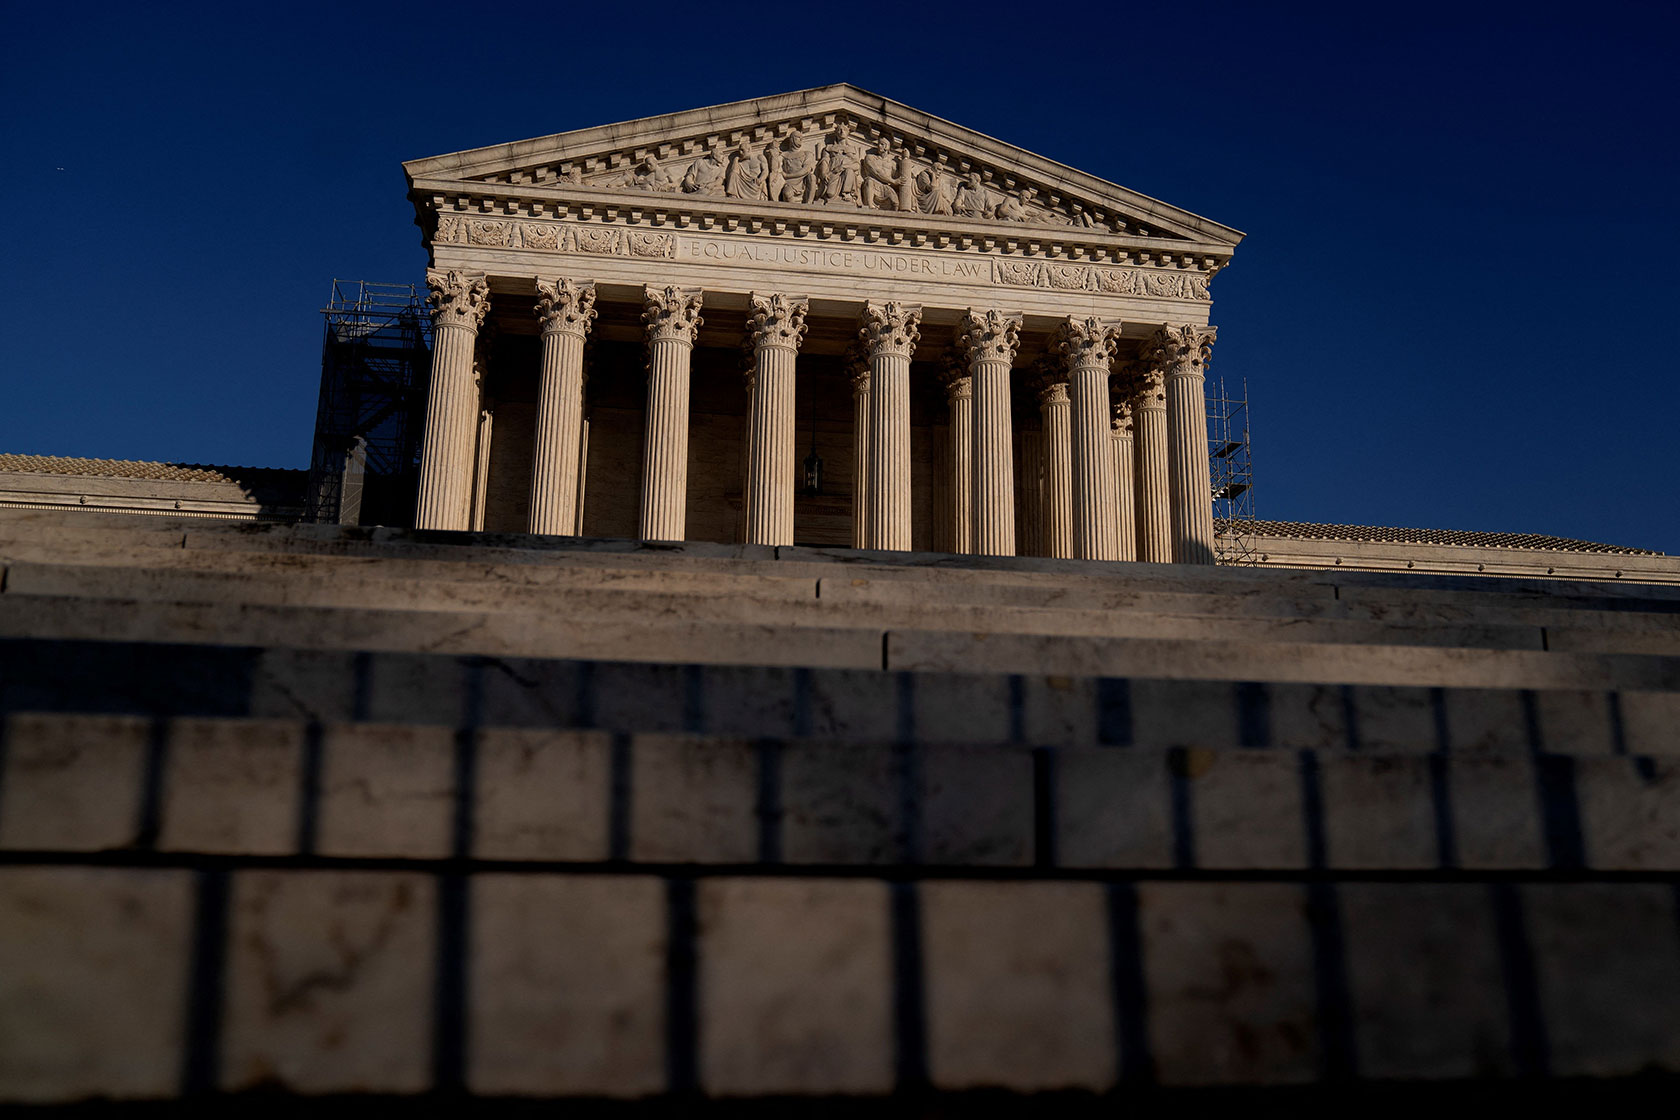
left=1051, top=315, right=1119, bottom=371
left=1144, top=323, right=1217, bottom=377
left=746, top=292, right=809, bottom=352
left=426, top=269, right=491, bottom=330
left=534, top=278, right=597, bottom=337
left=1111, top=395, right=1134, bottom=436
left=935, top=347, right=972, bottom=400
left=957, top=308, right=1023, bottom=367
left=1028, top=353, right=1069, bottom=405
left=860, top=301, right=922, bottom=360
left=843, top=338, right=872, bottom=395
left=1131, top=364, right=1167, bottom=408
left=642, top=285, right=704, bottom=345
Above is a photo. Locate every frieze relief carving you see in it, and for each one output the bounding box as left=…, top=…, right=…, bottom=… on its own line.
left=573, top=227, right=623, bottom=255
left=628, top=231, right=676, bottom=258
left=428, top=214, right=1209, bottom=300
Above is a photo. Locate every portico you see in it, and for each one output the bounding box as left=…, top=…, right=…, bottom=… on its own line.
left=404, top=85, right=1242, bottom=562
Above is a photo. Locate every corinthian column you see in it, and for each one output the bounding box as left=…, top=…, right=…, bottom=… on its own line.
left=1111, top=393, right=1138, bottom=562
left=639, top=285, right=704, bottom=542
left=743, top=293, right=808, bottom=546
left=1034, top=370, right=1073, bottom=559
left=937, top=353, right=973, bottom=554
left=845, top=340, right=871, bottom=548
left=1131, top=361, right=1172, bottom=563
left=528, top=278, right=596, bottom=535
left=861, top=301, right=921, bottom=550
left=960, top=309, right=1022, bottom=556
left=1151, top=324, right=1219, bottom=565
left=417, top=269, right=490, bottom=531
left=1053, top=317, right=1119, bottom=560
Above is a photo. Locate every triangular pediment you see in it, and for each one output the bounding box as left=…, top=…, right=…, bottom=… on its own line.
left=404, top=84, right=1243, bottom=253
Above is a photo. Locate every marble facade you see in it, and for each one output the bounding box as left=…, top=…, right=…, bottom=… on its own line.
left=405, top=85, right=1243, bottom=562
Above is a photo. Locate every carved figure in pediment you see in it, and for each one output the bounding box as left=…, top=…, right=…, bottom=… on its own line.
left=860, top=141, right=901, bottom=211
left=681, top=142, right=729, bottom=197
left=606, top=154, right=678, bottom=192
left=817, top=126, right=861, bottom=205
left=726, top=141, right=770, bottom=201
left=916, top=166, right=958, bottom=215
left=775, top=132, right=816, bottom=204
left=954, top=173, right=992, bottom=219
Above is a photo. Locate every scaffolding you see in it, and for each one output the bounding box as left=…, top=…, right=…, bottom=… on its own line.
left=1207, top=375, right=1257, bottom=564
left=305, top=281, right=432, bottom=526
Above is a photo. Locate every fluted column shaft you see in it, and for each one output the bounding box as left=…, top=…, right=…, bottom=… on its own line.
left=1056, top=317, right=1119, bottom=560
left=416, top=269, right=490, bottom=531
left=1156, top=325, right=1219, bottom=565
left=1112, top=403, right=1137, bottom=562
left=1132, top=368, right=1172, bottom=563
left=743, top=293, right=808, bottom=546
left=861, top=302, right=920, bottom=550
left=941, top=370, right=973, bottom=554
left=848, top=357, right=871, bottom=549
left=639, top=286, right=703, bottom=542
left=528, top=278, right=596, bottom=535
left=961, top=310, right=1021, bottom=556
left=1038, top=382, right=1073, bottom=558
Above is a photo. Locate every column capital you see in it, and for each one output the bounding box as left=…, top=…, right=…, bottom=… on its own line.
left=1144, top=323, right=1216, bottom=377
left=746, top=292, right=809, bottom=352
left=642, top=285, right=704, bottom=345
left=843, top=337, right=871, bottom=396
left=534, top=278, right=597, bottom=337
left=1111, top=396, right=1134, bottom=437
left=426, top=268, right=490, bottom=330
left=1131, top=364, right=1167, bottom=409
left=937, top=348, right=973, bottom=402
left=1030, top=353, right=1069, bottom=405
left=957, top=308, right=1023, bottom=366
left=1052, top=315, right=1119, bottom=371
left=860, top=300, right=922, bottom=359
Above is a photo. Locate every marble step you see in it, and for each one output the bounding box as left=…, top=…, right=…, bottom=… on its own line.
left=7, top=563, right=1644, bottom=655
left=8, top=860, right=1677, bottom=1101
left=8, top=507, right=1677, bottom=611
left=1, top=638, right=1673, bottom=755
left=10, top=544, right=1680, bottom=640
left=3, top=712, right=1674, bottom=874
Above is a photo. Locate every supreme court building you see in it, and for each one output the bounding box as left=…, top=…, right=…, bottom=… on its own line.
left=404, top=84, right=1242, bottom=563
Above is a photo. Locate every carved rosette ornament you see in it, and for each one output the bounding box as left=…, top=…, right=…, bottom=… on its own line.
left=1145, top=323, right=1217, bottom=377
left=642, top=285, right=704, bottom=345
left=859, top=301, right=922, bottom=359
left=426, top=269, right=491, bottom=330
left=534, top=278, right=597, bottom=338
left=746, top=293, right=809, bottom=353
left=957, top=309, right=1023, bottom=366
left=1052, top=316, right=1120, bottom=371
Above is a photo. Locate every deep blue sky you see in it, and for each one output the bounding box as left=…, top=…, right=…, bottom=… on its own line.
left=5, top=2, right=1676, bottom=551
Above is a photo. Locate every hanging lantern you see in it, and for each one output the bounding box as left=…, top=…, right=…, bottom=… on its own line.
left=802, top=443, right=823, bottom=496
